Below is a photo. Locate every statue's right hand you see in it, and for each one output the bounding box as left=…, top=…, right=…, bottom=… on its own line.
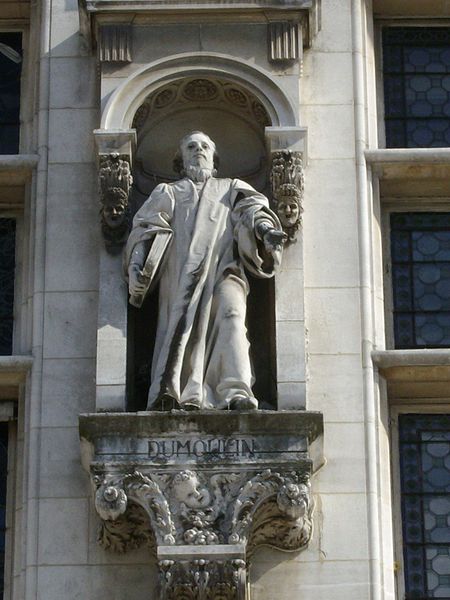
left=128, top=265, right=147, bottom=297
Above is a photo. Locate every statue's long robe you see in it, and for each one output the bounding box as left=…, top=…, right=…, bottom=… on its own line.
left=125, top=177, right=281, bottom=409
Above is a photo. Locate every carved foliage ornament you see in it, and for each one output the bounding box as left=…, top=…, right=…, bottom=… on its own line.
left=159, top=559, right=246, bottom=600
left=270, top=150, right=304, bottom=242
left=93, top=468, right=312, bottom=599
left=98, top=153, right=133, bottom=253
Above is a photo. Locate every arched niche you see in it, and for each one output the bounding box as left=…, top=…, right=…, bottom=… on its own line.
left=131, top=77, right=271, bottom=201
left=100, top=52, right=298, bottom=131
left=126, top=76, right=277, bottom=411
left=95, top=54, right=306, bottom=413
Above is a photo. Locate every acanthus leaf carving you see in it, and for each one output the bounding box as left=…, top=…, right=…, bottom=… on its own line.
left=84, top=410, right=324, bottom=600
left=92, top=467, right=312, bottom=598
left=159, top=559, right=246, bottom=600
left=123, top=471, right=177, bottom=545
left=98, top=503, right=156, bottom=554
left=229, top=469, right=312, bottom=548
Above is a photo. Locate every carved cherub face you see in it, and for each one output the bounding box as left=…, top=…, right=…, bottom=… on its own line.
left=173, top=471, right=211, bottom=509
left=277, top=197, right=300, bottom=227
left=180, top=132, right=215, bottom=171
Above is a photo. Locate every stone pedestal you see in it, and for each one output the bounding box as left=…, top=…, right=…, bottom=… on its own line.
left=80, top=411, right=323, bottom=599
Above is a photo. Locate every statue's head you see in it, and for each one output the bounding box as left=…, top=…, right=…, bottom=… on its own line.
left=173, top=131, right=219, bottom=177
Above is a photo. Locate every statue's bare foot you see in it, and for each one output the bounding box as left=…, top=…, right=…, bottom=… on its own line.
left=229, top=395, right=258, bottom=411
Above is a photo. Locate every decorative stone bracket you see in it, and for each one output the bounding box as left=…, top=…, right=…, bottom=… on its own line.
left=80, top=411, right=323, bottom=599
left=94, top=129, right=136, bottom=254
left=270, top=150, right=304, bottom=242
left=266, top=126, right=307, bottom=242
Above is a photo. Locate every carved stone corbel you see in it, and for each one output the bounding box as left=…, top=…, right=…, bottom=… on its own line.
left=98, top=24, right=132, bottom=63
left=98, top=153, right=133, bottom=253
left=270, top=150, right=304, bottom=242
left=268, top=21, right=302, bottom=63
left=92, top=467, right=313, bottom=599
left=81, top=411, right=323, bottom=600
left=94, top=129, right=136, bottom=254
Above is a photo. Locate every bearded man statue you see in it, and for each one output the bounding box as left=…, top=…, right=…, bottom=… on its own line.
left=124, top=131, right=286, bottom=411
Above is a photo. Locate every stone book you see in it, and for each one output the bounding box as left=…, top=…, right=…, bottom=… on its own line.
left=129, top=229, right=172, bottom=308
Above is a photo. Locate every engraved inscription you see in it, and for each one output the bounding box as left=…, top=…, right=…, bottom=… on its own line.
left=147, top=437, right=257, bottom=459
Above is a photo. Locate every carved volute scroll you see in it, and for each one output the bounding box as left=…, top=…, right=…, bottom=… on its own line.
left=98, top=153, right=133, bottom=253
left=81, top=412, right=323, bottom=600
left=93, top=468, right=313, bottom=599
left=270, top=150, right=304, bottom=242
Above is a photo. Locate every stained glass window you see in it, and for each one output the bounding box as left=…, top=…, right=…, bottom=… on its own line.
left=383, top=27, right=450, bottom=148
left=0, top=219, right=16, bottom=355
left=0, top=424, right=7, bottom=596
left=399, top=414, right=450, bottom=600
left=391, top=213, right=450, bottom=349
left=0, top=32, right=22, bottom=154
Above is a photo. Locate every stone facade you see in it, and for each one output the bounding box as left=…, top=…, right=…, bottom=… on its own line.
left=1, top=0, right=449, bottom=599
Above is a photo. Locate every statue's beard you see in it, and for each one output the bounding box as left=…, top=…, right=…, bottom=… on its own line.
left=184, top=165, right=216, bottom=182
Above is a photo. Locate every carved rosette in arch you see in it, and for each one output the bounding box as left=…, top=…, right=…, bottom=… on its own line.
left=130, top=77, right=272, bottom=196
left=270, top=150, right=304, bottom=242
left=132, top=78, right=271, bottom=133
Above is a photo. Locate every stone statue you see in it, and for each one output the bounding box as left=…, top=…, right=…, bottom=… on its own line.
left=124, top=131, right=286, bottom=410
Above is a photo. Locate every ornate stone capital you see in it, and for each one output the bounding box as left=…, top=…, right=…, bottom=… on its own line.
left=80, top=412, right=323, bottom=599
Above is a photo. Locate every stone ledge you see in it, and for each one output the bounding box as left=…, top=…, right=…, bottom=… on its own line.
left=0, top=355, right=33, bottom=385
left=365, top=148, right=450, bottom=181
left=80, top=410, right=323, bottom=438
left=80, top=410, right=324, bottom=470
left=372, top=349, right=450, bottom=368
left=372, top=349, right=450, bottom=400
left=84, top=0, right=316, bottom=13
left=0, top=355, right=33, bottom=400
left=0, top=154, right=39, bottom=187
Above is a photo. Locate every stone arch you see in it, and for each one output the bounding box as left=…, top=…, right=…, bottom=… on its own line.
left=131, top=76, right=273, bottom=194
left=100, top=52, right=298, bottom=131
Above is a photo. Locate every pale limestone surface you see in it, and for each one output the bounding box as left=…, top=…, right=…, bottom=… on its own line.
left=124, top=138, right=283, bottom=409
left=9, top=0, right=398, bottom=597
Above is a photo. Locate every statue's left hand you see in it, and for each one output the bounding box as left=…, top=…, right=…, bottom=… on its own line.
left=263, top=228, right=288, bottom=254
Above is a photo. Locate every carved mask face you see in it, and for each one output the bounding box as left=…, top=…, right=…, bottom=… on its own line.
left=181, top=133, right=215, bottom=171
left=103, top=203, right=126, bottom=229
left=277, top=198, right=300, bottom=227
